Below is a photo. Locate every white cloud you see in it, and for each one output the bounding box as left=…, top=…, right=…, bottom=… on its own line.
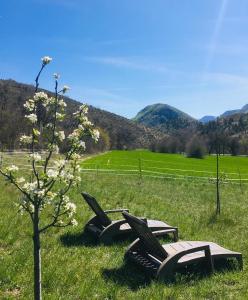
left=202, top=43, right=248, bottom=56
left=203, top=72, right=248, bottom=87
left=204, top=0, right=229, bottom=71
left=84, top=56, right=169, bottom=73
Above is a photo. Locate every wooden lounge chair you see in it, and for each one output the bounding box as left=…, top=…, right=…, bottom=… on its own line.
left=81, top=192, right=178, bottom=244
left=122, top=211, right=243, bottom=281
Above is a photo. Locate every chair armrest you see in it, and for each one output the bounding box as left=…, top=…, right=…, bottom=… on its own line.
left=173, top=244, right=213, bottom=271
left=104, top=208, right=129, bottom=214
left=177, top=245, right=211, bottom=258
left=158, top=244, right=214, bottom=277
left=153, top=229, right=178, bottom=242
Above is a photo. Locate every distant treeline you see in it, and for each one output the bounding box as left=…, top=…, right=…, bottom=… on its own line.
left=150, top=116, right=248, bottom=157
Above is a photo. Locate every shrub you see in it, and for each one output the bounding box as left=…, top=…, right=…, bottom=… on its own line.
left=186, top=136, right=206, bottom=159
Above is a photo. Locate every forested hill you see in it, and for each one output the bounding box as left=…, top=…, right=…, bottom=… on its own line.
left=0, top=79, right=162, bottom=152
left=133, top=103, right=196, bottom=132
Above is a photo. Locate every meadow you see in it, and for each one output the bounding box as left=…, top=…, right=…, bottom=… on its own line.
left=82, top=150, right=248, bottom=182
left=0, top=151, right=248, bottom=299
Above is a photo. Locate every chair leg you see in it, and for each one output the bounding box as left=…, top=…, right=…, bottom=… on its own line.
left=99, top=234, right=113, bottom=245
left=157, top=265, right=176, bottom=282
left=173, top=228, right=179, bottom=242
left=205, top=248, right=214, bottom=273
left=236, top=255, right=243, bottom=270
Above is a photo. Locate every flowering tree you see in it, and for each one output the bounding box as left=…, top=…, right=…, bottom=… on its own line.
left=0, top=56, right=99, bottom=300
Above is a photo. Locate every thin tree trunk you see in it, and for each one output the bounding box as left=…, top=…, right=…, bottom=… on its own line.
left=216, top=149, right=220, bottom=215
left=33, top=211, right=42, bottom=300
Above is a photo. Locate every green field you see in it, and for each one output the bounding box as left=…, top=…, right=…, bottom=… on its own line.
left=0, top=151, right=248, bottom=299
left=82, top=150, right=248, bottom=182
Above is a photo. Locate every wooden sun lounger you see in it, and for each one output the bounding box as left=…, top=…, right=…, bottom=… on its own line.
left=81, top=192, right=178, bottom=244
left=122, top=211, right=243, bottom=281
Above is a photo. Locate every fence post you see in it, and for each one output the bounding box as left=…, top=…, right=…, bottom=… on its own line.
left=138, top=158, right=142, bottom=180
left=238, top=168, right=242, bottom=191
left=96, top=164, right=99, bottom=177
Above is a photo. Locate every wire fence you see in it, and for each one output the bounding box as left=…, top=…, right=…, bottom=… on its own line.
left=1, top=152, right=248, bottom=185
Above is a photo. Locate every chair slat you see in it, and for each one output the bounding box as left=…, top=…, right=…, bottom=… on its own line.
left=82, top=192, right=112, bottom=227
left=123, top=211, right=168, bottom=261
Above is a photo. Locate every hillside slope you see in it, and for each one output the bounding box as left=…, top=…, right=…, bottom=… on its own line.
left=0, top=80, right=161, bottom=151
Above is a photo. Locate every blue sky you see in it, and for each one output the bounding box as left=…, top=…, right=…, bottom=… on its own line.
left=1, top=0, right=248, bottom=119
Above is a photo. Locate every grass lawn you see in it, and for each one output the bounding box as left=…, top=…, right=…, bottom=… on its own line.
left=81, top=150, right=248, bottom=181
left=0, top=151, right=248, bottom=299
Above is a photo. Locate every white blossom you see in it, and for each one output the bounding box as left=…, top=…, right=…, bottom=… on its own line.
left=75, top=164, right=81, bottom=172
left=22, top=181, right=38, bottom=193
left=54, top=159, right=66, bottom=169
left=62, top=195, right=70, bottom=203
left=78, top=140, right=86, bottom=150
left=42, top=56, right=52, bottom=65
left=78, top=124, right=84, bottom=131
left=46, top=123, right=53, bottom=129
left=75, top=176, right=81, bottom=182
left=62, top=85, right=70, bottom=93
left=65, top=202, right=76, bottom=216
left=47, top=169, right=59, bottom=179
left=57, top=131, right=65, bottom=141
left=54, top=145, right=60, bottom=154
left=79, top=104, right=88, bottom=114
left=39, top=181, right=44, bottom=188
left=48, top=144, right=60, bottom=154
left=58, top=99, right=67, bottom=108
left=56, top=112, right=65, bottom=121
left=29, top=153, right=42, bottom=162
left=71, top=153, right=81, bottom=160
left=33, top=129, right=40, bottom=137
left=35, top=189, right=46, bottom=198
left=91, top=129, right=100, bottom=142
left=68, top=129, right=80, bottom=141
left=70, top=219, right=78, bottom=226
left=53, top=73, right=60, bottom=79
left=47, top=97, right=56, bottom=105
left=60, top=170, right=74, bottom=181
left=24, top=99, right=35, bottom=111
left=6, top=165, right=19, bottom=172
left=16, top=177, right=25, bottom=184
left=33, top=92, right=49, bottom=102
left=27, top=203, right=35, bottom=213
left=20, top=135, right=33, bottom=144
left=25, top=113, right=37, bottom=124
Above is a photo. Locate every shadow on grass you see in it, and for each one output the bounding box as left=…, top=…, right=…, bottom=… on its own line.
left=60, top=231, right=99, bottom=247
left=60, top=231, right=135, bottom=247
left=207, top=213, right=236, bottom=226
left=102, top=259, right=241, bottom=290
left=102, top=262, right=152, bottom=291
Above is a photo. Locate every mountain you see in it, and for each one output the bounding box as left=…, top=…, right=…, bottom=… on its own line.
left=221, top=109, right=240, bottom=117
left=221, top=104, right=248, bottom=117
left=199, top=115, right=216, bottom=124
left=0, top=79, right=162, bottom=151
left=199, top=104, right=248, bottom=123
left=241, top=104, right=248, bottom=112
left=133, top=103, right=196, bottom=132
